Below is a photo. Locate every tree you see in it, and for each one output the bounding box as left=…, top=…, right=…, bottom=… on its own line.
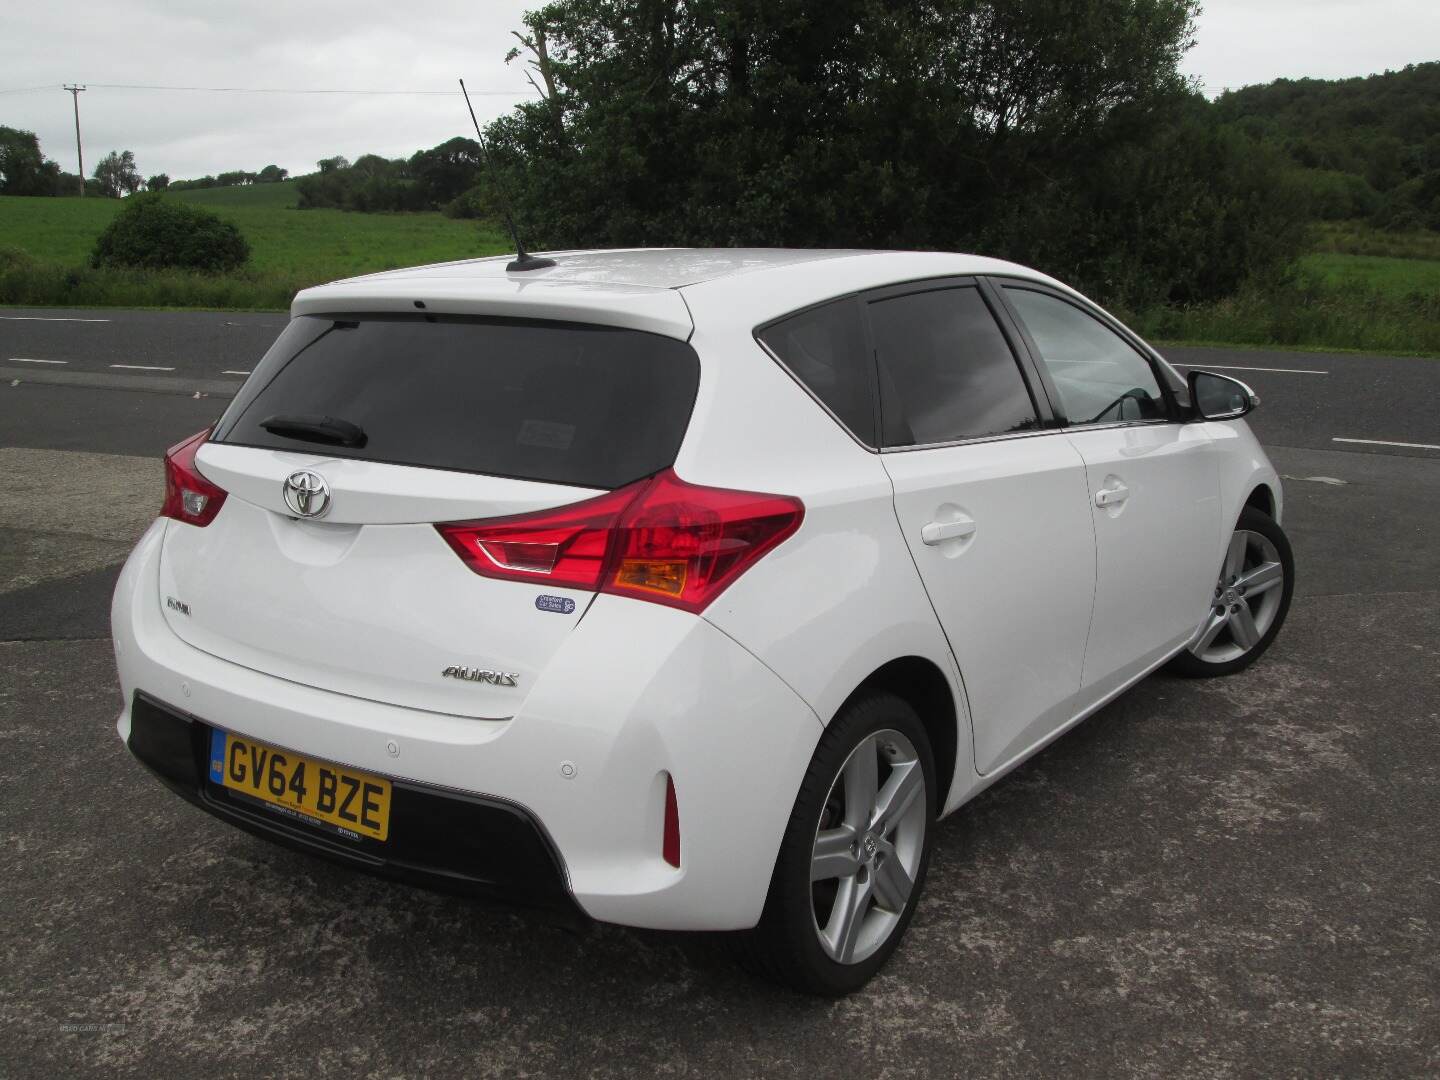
left=0, top=126, right=61, bottom=196
left=215, top=169, right=258, bottom=187
left=296, top=153, right=428, bottom=211
left=93, top=150, right=142, bottom=197
left=256, top=164, right=289, bottom=183
left=409, top=137, right=482, bottom=205
left=475, top=0, right=1310, bottom=308
left=317, top=156, right=350, bottom=174
left=146, top=173, right=170, bottom=191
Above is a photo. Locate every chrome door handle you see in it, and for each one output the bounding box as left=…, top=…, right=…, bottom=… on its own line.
left=921, top=518, right=977, bottom=545
left=1094, top=482, right=1130, bottom=508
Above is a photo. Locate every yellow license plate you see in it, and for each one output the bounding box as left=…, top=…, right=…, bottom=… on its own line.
left=208, top=729, right=391, bottom=841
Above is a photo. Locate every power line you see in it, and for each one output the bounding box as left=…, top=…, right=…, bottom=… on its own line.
left=0, top=84, right=59, bottom=95
left=82, top=82, right=534, bottom=97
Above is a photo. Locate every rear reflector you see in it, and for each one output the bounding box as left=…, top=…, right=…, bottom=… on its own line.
left=663, top=773, right=681, bottom=868
left=435, top=469, right=803, bottom=614
left=160, top=428, right=227, bottom=527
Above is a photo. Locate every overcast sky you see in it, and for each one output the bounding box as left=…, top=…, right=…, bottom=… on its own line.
left=3, top=0, right=1437, bottom=182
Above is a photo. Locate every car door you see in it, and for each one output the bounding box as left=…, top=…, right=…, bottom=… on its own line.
left=871, top=281, right=1098, bottom=776
left=997, top=283, right=1221, bottom=703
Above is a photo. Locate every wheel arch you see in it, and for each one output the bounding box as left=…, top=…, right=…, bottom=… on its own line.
left=1244, top=482, right=1277, bottom=521
left=836, top=656, right=960, bottom=815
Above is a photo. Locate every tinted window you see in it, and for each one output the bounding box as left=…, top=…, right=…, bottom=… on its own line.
left=869, top=286, right=1038, bottom=448
left=1004, top=288, right=1166, bottom=425
left=214, top=314, right=700, bottom=489
left=758, top=299, right=876, bottom=445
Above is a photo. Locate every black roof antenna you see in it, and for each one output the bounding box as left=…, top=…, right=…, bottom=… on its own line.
left=459, top=78, right=555, bottom=273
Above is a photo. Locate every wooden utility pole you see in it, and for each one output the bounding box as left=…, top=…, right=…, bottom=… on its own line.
left=63, top=84, right=86, bottom=197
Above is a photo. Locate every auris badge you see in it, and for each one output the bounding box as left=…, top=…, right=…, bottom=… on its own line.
left=442, top=666, right=519, bottom=687
left=282, top=469, right=331, bottom=518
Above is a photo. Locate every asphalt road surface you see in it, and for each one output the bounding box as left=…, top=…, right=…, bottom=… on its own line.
left=2, top=308, right=1437, bottom=1078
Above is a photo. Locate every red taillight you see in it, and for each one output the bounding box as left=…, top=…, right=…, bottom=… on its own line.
left=160, top=428, right=227, bottom=527
left=662, top=773, right=681, bottom=868
left=434, top=468, right=803, bottom=613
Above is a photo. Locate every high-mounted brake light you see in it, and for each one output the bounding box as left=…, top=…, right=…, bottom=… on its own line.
left=435, top=469, right=803, bottom=614
left=160, top=428, right=227, bottom=527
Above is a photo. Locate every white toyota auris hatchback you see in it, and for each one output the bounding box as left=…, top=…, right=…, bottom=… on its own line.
left=113, top=249, right=1293, bottom=995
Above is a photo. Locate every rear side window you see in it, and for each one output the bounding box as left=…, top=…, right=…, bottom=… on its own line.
left=213, top=314, right=700, bottom=490
left=869, top=286, right=1039, bottom=448
left=758, top=299, right=876, bottom=445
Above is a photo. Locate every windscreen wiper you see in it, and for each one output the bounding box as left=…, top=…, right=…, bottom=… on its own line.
left=260, top=414, right=368, bottom=448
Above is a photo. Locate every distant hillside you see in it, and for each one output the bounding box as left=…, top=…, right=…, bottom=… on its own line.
left=1213, top=62, right=1440, bottom=229
left=1214, top=62, right=1438, bottom=183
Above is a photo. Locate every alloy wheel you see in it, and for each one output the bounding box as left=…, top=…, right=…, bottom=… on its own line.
left=809, top=729, right=928, bottom=964
left=1189, top=528, right=1286, bottom=664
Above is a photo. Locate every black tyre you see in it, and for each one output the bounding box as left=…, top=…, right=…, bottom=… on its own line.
left=738, top=691, right=936, bottom=995
left=1167, top=506, right=1295, bottom=678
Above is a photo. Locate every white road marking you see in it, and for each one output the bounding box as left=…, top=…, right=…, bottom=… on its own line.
left=1281, top=474, right=1348, bottom=485
left=1332, top=437, right=1440, bottom=451
left=221, top=369, right=251, bottom=376
left=1174, top=363, right=1329, bottom=375
left=108, top=363, right=175, bottom=372
left=0, top=315, right=110, bottom=323
left=10, top=357, right=68, bottom=365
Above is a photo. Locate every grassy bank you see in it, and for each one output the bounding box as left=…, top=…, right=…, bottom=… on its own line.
left=1128, top=225, right=1440, bottom=357
left=1130, top=278, right=1440, bottom=357
left=1, top=194, right=1437, bottom=356
left=0, top=188, right=509, bottom=310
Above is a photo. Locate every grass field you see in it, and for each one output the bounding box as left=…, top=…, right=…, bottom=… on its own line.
left=0, top=186, right=509, bottom=309
left=1296, top=252, right=1440, bottom=298
left=1310, top=220, right=1440, bottom=262
left=170, top=182, right=302, bottom=209
left=1, top=189, right=1437, bottom=354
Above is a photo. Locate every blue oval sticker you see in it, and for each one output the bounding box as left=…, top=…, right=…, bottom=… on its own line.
left=535, top=594, right=577, bottom=615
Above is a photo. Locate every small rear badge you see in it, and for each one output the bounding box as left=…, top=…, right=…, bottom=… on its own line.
left=442, top=666, right=518, bottom=687
left=535, top=595, right=576, bottom=615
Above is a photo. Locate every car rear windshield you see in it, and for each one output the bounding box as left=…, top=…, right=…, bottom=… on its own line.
left=212, top=314, right=701, bottom=489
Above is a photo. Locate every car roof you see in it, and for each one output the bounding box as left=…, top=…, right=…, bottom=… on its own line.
left=292, top=248, right=1066, bottom=339
left=328, top=248, right=866, bottom=290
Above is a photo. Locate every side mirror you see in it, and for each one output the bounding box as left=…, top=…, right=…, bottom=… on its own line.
left=1187, top=370, right=1259, bottom=421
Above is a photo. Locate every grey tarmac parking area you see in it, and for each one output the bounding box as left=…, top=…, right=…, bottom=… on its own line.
left=1, top=308, right=1437, bottom=1077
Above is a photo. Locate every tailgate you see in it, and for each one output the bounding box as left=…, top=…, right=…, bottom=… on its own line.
left=156, top=312, right=700, bottom=718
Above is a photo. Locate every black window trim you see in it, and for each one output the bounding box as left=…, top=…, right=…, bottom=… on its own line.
left=985, top=277, right=1185, bottom=428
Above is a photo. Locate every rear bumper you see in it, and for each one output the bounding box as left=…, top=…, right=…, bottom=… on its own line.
left=113, top=520, right=823, bottom=931
left=126, top=691, right=583, bottom=922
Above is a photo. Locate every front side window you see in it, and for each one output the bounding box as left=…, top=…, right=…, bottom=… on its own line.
left=1003, top=287, right=1166, bottom=425
left=868, top=286, right=1039, bottom=448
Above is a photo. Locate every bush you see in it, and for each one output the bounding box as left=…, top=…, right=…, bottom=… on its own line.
left=1370, top=170, right=1440, bottom=232
left=91, top=193, right=250, bottom=272
left=443, top=184, right=495, bottom=219
left=1291, top=169, right=1381, bottom=220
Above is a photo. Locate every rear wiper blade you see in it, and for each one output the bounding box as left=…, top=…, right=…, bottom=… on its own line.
left=260, top=414, right=367, bottom=448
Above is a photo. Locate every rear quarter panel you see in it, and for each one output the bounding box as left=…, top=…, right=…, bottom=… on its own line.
left=677, top=278, right=978, bottom=812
